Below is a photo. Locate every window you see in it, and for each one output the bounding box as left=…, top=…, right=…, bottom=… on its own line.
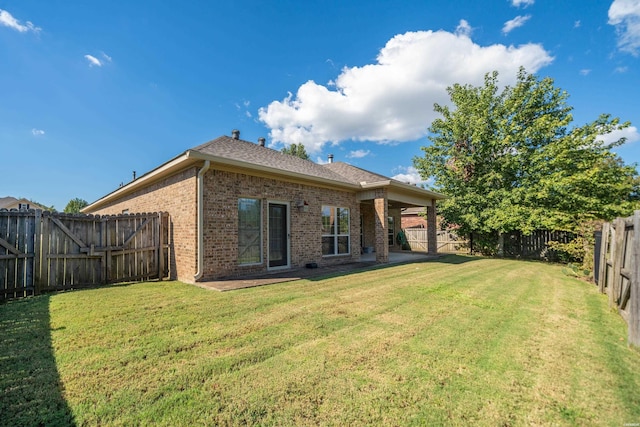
left=18, top=203, right=30, bottom=210
left=238, top=198, right=262, bottom=264
left=388, top=216, right=395, bottom=246
left=322, top=206, right=350, bottom=256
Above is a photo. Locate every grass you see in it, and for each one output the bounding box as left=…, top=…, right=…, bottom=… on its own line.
left=1, top=255, right=640, bottom=426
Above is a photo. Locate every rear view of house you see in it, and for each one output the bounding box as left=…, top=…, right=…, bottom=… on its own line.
left=83, top=131, right=445, bottom=283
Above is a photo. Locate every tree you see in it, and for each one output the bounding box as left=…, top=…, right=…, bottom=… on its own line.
left=281, top=143, right=310, bottom=160
left=414, top=68, right=639, bottom=261
left=64, top=198, right=88, bottom=213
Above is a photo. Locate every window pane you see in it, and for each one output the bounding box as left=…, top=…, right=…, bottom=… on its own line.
left=321, top=206, right=334, bottom=235
left=337, top=208, right=350, bottom=235
left=337, top=236, right=350, bottom=254
left=322, top=236, right=335, bottom=255
left=238, top=198, right=261, bottom=264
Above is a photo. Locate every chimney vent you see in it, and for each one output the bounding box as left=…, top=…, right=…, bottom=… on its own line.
left=132, top=170, right=137, bottom=180
left=231, top=129, right=240, bottom=140
left=258, top=137, right=266, bottom=146
left=328, top=154, right=334, bottom=163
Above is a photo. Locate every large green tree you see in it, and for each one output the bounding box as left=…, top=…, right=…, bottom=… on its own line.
left=64, top=198, right=88, bottom=213
left=414, top=68, right=638, bottom=259
left=281, top=143, right=310, bottom=160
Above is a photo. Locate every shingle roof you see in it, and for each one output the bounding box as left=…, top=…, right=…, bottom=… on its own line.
left=0, top=197, right=18, bottom=209
left=191, top=136, right=352, bottom=184
left=322, top=161, right=390, bottom=184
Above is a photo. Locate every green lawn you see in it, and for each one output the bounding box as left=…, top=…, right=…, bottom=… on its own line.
left=1, top=255, right=639, bottom=426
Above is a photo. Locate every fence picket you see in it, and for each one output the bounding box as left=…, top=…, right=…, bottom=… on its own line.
left=597, top=211, right=639, bottom=348
left=0, top=210, right=169, bottom=300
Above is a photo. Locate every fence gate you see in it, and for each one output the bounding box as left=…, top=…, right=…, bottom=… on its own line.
left=596, top=211, right=639, bottom=347
left=0, top=210, right=169, bottom=300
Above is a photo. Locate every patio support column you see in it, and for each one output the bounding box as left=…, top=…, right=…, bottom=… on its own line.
left=374, top=189, right=388, bottom=263
left=427, top=198, right=437, bottom=254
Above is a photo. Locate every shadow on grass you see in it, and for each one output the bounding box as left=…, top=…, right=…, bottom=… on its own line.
left=0, top=296, right=75, bottom=427
left=429, top=253, right=482, bottom=265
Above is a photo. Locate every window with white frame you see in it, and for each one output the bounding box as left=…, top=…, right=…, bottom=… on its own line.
left=238, top=198, right=262, bottom=264
left=322, top=205, right=350, bottom=256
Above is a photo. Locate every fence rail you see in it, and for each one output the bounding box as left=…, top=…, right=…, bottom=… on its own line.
left=596, top=210, right=639, bottom=347
left=0, top=210, right=169, bottom=300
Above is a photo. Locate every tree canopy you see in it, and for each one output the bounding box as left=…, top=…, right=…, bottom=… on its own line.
left=414, top=68, right=639, bottom=257
left=281, top=143, right=310, bottom=160
left=64, top=198, right=89, bottom=213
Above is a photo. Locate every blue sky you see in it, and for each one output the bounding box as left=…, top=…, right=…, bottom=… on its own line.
left=1, top=0, right=639, bottom=210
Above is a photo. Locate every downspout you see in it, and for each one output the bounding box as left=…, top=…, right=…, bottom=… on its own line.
left=194, top=160, right=210, bottom=282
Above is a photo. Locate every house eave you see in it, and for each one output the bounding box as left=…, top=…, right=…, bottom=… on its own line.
left=358, top=179, right=447, bottom=203
left=83, top=152, right=198, bottom=212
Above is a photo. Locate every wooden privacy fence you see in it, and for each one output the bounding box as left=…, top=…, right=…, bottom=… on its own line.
left=401, top=229, right=468, bottom=253
left=596, top=211, right=639, bottom=347
left=0, top=210, right=169, bottom=300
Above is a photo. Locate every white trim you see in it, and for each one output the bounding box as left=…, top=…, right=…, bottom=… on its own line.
left=194, top=160, right=210, bottom=281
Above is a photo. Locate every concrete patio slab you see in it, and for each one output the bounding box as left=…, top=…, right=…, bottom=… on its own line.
left=196, top=251, right=438, bottom=292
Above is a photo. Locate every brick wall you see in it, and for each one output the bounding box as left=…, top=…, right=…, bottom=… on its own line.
left=86, top=164, right=369, bottom=282
left=85, top=167, right=198, bottom=283
left=200, top=169, right=361, bottom=280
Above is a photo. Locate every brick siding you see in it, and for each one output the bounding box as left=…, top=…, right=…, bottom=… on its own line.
left=85, top=167, right=198, bottom=283
left=199, top=169, right=361, bottom=280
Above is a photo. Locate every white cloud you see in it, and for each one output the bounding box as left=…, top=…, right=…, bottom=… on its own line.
left=315, top=156, right=330, bottom=165
left=608, top=0, right=640, bottom=55
left=511, top=0, right=535, bottom=7
left=392, top=166, right=431, bottom=186
left=455, top=19, right=473, bottom=37
left=259, top=30, right=553, bottom=153
left=31, top=128, right=45, bottom=136
left=615, top=65, right=629, bottom=72
left=596, top=125, right=640, bottom=145
left=84, top=54, right=103, bottom=67
left=503, top=15, right=531, bottom=34
left=346, top=149, right=371, bottom=159
left=84, top=52, right=111, bottom=67
left=0, top=9, right=41, bottom=33
left=579, top=69, right=591, bottom=75
left=574, top=20, right=581, bottom=28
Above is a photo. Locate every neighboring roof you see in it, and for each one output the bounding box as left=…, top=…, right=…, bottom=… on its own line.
left=0, top=196, right=48, bottom=210
left=0, top=197, right=17, bottom=209
left=401, top=207, right=427, bottom=215
left=84, top=134, right=446, bottom=212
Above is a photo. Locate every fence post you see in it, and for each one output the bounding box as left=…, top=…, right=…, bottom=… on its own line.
left=33, top=210, right=42, bottom=295
left=610, top=218, right=624, bottom=308
left=630, top=210, right=640, bottom=347
left=598, top=222, right=609, bottom=293
left=157, top=212, right=164, bottom=280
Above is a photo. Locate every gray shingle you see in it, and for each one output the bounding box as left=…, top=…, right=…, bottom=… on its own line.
left=192, top=136, right=359, bottom=184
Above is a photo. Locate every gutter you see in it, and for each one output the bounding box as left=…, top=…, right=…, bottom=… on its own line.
left=194, top=160, right=210, bottom=282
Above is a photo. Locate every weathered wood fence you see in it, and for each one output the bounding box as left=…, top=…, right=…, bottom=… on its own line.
left=595, top=211, right=639, bottom=347
left=401, top=229, right=469, bottom=253
left=0, top=210, right=169, bottom=300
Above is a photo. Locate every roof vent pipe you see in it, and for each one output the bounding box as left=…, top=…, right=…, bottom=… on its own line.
left=328, top=154, right=334, bottom=163
left=231, top=129, right=240, bottom=140
left=258, top=137, right=266, bottom=146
